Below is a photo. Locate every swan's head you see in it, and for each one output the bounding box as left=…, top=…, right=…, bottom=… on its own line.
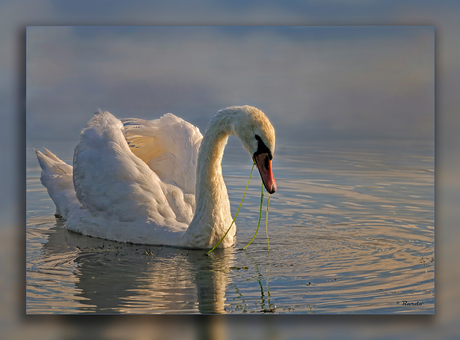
left=221, top=105, right=277, bottom=194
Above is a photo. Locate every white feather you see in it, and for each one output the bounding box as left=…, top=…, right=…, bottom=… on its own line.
left=122, top=113, right=202, bottom=195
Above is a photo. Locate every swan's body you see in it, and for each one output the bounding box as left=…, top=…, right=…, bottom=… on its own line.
left=36, top=105, right=276, bottom=249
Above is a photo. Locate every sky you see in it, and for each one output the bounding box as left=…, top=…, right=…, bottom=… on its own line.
left=2, top=0, right=460, bottom=339
left=26, top=25, right=434, bottom=146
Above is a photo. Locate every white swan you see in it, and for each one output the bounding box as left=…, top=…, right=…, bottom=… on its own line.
left=35, top=105, right=277, bottom=249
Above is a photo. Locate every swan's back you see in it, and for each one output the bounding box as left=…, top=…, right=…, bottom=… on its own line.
left=122, top=113, right=202, bottom=195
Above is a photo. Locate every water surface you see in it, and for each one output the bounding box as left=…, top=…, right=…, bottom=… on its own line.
left=26, top=138, right=434, bottom=314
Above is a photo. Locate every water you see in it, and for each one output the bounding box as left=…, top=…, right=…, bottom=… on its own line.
left=26, top=138, right=434, bottom=314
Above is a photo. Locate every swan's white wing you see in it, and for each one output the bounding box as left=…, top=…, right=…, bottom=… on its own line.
left=122, top=113, right=202, bottom=195
left=72, top=111, right=193, bottom=230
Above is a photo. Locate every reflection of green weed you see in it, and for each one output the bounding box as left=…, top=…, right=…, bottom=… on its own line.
left=142, top=249, right=155, bottom=256
left=139, top=247, right=162, bottom=257
left=227, top=283, right=249, bottom=313
left=227, top=250, right=277, bottom=313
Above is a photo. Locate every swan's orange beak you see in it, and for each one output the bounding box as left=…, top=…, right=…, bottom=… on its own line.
left=254, top=153, right=277, bottom=194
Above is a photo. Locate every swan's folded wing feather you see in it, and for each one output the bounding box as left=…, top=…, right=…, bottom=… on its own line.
left=73, top=111, right=185, bottom=227
left=122, top=113, right=202, bottom=195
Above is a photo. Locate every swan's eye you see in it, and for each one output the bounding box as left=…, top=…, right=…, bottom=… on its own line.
left=254, top=134, right=272, bottom=160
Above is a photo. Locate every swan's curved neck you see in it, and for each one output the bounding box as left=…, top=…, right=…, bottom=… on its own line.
left=182, top=112, right=237, bottom=248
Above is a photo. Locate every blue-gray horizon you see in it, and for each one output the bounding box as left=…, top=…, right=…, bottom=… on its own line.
left=26, top=26, right=434, bottom=145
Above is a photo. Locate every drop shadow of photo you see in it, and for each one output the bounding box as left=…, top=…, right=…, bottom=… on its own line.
left=41, top=218, right=236, bottom=314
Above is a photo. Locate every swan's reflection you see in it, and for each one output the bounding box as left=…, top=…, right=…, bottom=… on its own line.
left=42, top=219, right=235, bottom=314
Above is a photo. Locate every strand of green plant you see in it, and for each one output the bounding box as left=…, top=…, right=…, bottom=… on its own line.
left=266, top=193, right=271, bottom=250
left=242, top=186, right=271, bottom=251
left=207, top=161, right=255, bottom=254
left=242, top=182, right=264, bottom=250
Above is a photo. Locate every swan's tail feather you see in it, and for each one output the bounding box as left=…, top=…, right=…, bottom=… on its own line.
left=42, top=147, right=63, bottom=163
left=36, top=148, right=72, bottom=176
left=35, top=148, right=79, bottom=219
